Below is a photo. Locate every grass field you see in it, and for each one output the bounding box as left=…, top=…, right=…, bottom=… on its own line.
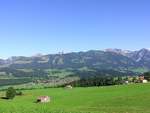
left=0, top=83, right=150, bottom=113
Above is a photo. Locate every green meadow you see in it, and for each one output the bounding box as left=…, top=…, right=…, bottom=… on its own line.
left=0, top=83, right=150, bottom=113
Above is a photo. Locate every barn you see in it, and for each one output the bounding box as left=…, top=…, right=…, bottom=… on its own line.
left=37, top=96, right=50, bottom=103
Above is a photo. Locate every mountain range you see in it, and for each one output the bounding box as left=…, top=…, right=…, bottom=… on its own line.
left=0, top=48, right=150, bottom=79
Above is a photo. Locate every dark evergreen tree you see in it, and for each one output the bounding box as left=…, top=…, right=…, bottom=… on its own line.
left=144, top=72, right=150, bottom=81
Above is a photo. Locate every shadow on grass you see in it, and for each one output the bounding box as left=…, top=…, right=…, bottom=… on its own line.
left=0, top=97, right=9, bottom=100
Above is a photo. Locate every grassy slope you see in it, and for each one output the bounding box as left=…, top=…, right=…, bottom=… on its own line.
left=0, top=84, right=150, bottom=113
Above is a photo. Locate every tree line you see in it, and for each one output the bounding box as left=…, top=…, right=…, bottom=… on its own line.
left=68, top=72, right=150, bottom=87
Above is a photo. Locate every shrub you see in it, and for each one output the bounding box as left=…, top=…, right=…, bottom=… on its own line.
left=16, top=90, right=23, bottom=96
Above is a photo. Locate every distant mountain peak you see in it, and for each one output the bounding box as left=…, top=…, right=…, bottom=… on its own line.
left=138, top=48, right=150, bottom=52
left=105, top=48, right=132, bottom=56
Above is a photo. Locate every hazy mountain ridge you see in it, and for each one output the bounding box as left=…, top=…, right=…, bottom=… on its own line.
left=0, top=48, right=149, bottom=78
left=0, top=48, right=150, bottom=69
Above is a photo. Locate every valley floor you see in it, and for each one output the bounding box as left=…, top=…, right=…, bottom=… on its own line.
left=0, top=83, right=150, bottom=113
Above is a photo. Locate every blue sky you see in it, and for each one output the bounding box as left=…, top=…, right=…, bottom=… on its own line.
left=0, top=0, right=150, bottom=58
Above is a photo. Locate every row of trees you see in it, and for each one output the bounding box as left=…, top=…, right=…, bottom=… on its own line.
left=68, top=76, right=125, bottom=87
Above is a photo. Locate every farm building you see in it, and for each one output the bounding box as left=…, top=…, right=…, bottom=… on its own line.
left=65, top=85, right=73, bottom=89
left=37, top=96, right=50, bottom=103
left=125, top=81, right=129, bottom=84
